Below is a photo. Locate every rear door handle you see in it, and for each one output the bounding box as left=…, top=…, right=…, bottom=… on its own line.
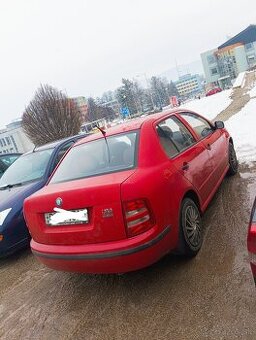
left=182, top=162, right=189, bottom=171
left=206, top=143, right=211, bottom=150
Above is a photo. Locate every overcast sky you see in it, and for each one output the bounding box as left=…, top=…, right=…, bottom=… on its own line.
left=0, top=0, right=256, bottom=127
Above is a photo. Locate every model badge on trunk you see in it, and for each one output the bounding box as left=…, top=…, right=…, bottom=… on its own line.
left=102, top=208, right=113, bottom=218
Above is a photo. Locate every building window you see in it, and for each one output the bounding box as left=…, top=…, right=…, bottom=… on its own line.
left=247, top=54, right=255, bottom=60
left=5, top=136, right=11, bottom=145
left=245, top=43, right=253, bottom=51
left=210, top=67, right=218, bottom=76
left=10, top=135, right=19, bottom=152
left=207, top=55, right=216, bottom=65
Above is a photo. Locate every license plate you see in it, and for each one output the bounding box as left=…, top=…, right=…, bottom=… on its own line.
left=45, top=208, right=88, bottom=226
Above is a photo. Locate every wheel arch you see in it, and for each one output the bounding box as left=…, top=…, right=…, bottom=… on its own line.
left=182, top=190, right=202, bottom=215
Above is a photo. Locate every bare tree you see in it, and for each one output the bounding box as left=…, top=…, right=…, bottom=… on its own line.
left=22, top=84, right=83, bottom=146
left=87, top=97, right=115, bottom=121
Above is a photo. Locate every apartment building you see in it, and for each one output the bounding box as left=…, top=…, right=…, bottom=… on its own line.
left=175, top=74, right=203, bottom=97
left=201, top=25, right=256, bottom=88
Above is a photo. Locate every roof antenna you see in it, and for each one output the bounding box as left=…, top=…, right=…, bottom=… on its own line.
left=96, top=125, right=106, bottom=136
left=96, top=124, right=110, bottom=163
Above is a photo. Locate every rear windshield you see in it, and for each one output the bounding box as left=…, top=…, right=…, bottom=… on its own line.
left=50, top=132, right=138, bottom=184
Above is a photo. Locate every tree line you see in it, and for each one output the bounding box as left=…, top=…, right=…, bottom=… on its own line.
left=22, top=77, right=179, bottom=146
left=89, top=76, right=179, bottom=119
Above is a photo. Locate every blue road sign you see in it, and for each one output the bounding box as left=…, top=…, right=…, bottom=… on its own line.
left=121, top=107, right=130, bottom=117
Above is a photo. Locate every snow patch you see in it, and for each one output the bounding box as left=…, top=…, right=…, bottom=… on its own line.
left=225, top=98, right=256, bottom=164
left=181, top=89, right=232, bottom=121
left=233, top=72, right=246, bottom=88
left=249, top=85, right=256, bottom=98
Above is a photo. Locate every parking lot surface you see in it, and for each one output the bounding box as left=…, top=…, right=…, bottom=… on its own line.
left=0, top=165, right=255, bottom=340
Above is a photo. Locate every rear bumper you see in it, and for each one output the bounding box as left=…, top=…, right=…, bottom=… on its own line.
left=31, top=226, right=173, bottom=273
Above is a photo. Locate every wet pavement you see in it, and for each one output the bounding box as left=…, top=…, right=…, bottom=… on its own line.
left=0, top=165, right=255, bottom=340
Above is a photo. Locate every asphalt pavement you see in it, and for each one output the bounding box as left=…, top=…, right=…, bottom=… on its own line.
left=0, top=165, right=255, bottom=340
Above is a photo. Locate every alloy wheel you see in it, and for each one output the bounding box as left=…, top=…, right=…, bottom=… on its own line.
left=184, top=205, right=201, bottom=250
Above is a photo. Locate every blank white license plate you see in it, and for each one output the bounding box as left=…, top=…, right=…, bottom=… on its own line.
left=44, top=209, right=88, bottom=226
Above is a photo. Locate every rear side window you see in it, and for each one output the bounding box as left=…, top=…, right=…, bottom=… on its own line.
left=156, top=116, right=196, bottom=158
left=50, top=132, right=138, bottom=183
left=179, top=112, right=213, bottom=139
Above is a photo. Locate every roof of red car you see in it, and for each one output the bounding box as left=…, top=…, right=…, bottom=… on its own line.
left=76, top=109, right=181, bottom=145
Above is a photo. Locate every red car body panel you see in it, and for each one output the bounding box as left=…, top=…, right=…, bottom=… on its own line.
left=25, top=171, right=136, bottom=245
left=247, top=197, right=256, bottom=284
left=24, top=109, right=232, bottom=273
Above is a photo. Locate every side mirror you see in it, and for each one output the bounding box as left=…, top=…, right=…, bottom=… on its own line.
left=214, top=121, right=224, bottom=129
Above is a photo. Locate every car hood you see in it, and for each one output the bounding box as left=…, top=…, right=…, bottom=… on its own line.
left=0, top=180, right=45, bottom=211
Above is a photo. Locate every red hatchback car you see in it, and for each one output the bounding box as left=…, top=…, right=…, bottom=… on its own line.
left=24, top=110, right=238, bottom=274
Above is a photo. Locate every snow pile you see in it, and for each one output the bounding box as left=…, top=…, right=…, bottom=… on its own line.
left=179, top=86, right=256, bottom=164
left=181, top=89, right=232, bottom=120
left=249, top=85, right=256, bottom=98
left=233, top=72, right=246, bottom=88
left=225, top=98, right=256, bottom=164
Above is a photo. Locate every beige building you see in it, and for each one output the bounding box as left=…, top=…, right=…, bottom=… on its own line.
left=0, top=120, right=34, bottom=154
left=71, top=96, right=88, bottom=122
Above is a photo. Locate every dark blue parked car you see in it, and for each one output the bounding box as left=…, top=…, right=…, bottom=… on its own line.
left=0, top=134, right=88, bottom=257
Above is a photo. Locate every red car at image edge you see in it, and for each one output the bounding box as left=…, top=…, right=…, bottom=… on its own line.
left=248, top=197, right=256, bottom=285
left=24, top=109, right=238, bottom=274
left=206, top=87, right=222, bottom=96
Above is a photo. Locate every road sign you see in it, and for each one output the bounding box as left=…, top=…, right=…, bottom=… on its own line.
left=121, top=107, right=130, bottom=117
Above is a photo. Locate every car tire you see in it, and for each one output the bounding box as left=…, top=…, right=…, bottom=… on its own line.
left=227, top=142, right=238, bottom=176
left=177, top=198, right=203, bottom=257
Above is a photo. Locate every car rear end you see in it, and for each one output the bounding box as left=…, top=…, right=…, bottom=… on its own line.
left=247, top=197, right=256, bottom=285
left=24, top=129, right=172, bottom=273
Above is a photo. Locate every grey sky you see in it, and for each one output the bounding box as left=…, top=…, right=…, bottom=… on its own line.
left=0, top=0, right=255, bottom=127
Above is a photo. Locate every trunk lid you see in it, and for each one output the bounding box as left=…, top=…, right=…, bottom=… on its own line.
left=24, top=170, right=135, bottom=245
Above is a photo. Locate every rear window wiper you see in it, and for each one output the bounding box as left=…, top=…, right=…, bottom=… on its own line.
left=0, top=183, right=23, bottom=190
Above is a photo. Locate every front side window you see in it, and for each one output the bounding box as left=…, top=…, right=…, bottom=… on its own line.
left=157, top=116, right=195, bottom=158
left=50, top=132, right=138, bottom=184
left=179, top=112, right=213, bottom=139
left=0, top=149, right=54, bottom=186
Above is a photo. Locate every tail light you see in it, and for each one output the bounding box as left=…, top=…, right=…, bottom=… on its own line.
left=123, top=199, right=154, bottom=237
left=248, top=199, right=256, bottom=276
